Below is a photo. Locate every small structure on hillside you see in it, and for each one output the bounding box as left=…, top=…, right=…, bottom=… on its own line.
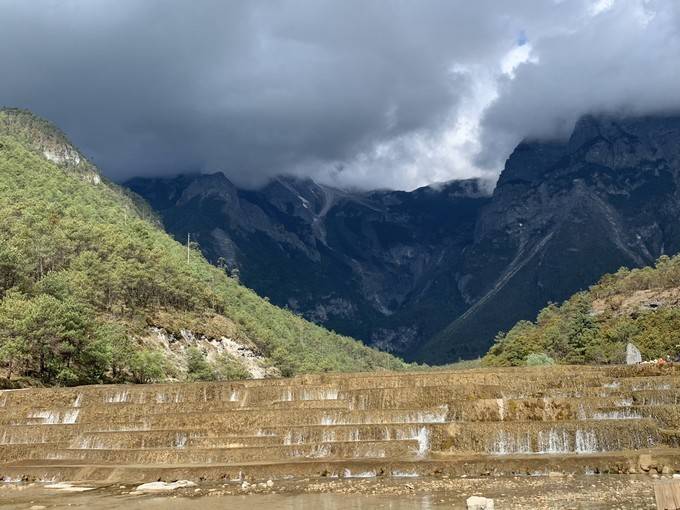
left=626, top=343, right=642, bottom=365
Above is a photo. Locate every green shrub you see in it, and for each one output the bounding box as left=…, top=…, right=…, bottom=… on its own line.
left=525, top=353, right=555, bottom=366
left=0, top=110, right=408, bottom=385
left=128, top=350, right=166, bottom=384
left=185, top=347, right=217, bottom=381
left=484, top=253, right=680, bottom=367
left=214, top=354, right=250, bottom=381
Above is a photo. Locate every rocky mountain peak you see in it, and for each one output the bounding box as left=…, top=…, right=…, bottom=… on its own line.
left=0, top=107, right=100, bottom=184
left=128, top=113, right=680, bottom=364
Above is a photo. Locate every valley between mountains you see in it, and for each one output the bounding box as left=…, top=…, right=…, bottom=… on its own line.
left=128, top=114, right=680, bottom=364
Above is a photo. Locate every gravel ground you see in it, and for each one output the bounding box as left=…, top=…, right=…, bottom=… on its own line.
left=0, top=474, right=662, bottom=509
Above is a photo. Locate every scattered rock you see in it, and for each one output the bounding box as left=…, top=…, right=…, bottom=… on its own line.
left=266, top=479, right=274, bottom=488
left=241, top=481, right=251, bottom=491
left=135, top=480, right=196, bottom=492
left=639, top=454, right=653, bottom=472
left=661, top=465, right=673, bottom=475
left=626, top=343, right=642, bottom=364
left=467, top=495, right=495, bottom=509
left=44, top=482, right=95, bottom=493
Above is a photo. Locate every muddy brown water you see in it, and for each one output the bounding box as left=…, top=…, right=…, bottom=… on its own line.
left=0, top=475, right=661, bottom=509
left=2, top=366, right=679, bottom=508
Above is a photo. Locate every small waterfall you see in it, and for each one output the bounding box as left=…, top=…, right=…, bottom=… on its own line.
left=1, top=431, right=48, bottom=445
left=343, top=469, right=376, bottom=478
left=322, top=430, right=336, bottom=443
left=490, top=430, right=531, bottom=455
left=306, top=444, right=331, bottom=458
left=632, top=382, right=671, bottom=391
left=72, top=394, right=83, bottom=408
left=592, top=409, right=641, bottom=420
left=28, top=409, right=79, bottom=425
left=27, top=411, right=56, bottom=424
left=575, top=429, right=598, bottom=453
left=403, top=406, right=448, bottom=424
left=577, top=404, right=587, bottom=420
left=155, top=391, right=183, bottom=404
left=228, top=390, right=241, bottom=402
left=71, top=436, right=106, bottom=449
left=301, top=388, right=338, bottom=401
left=174, top=433, right=188, bottom=448
left=538, top=429, right=570, bottom=454
left=284, top=431, right=305, bottom=445
left=348, top=428, right=360, bottom=442
left=280, top=388, right=293, bottom=402
left=362, top=446, right=386, bottom=458
left=349, top=394, right=368, bottom=411
left=104, top=391, right=130, bottom=403
left=415, top=426, right=430, bottom=457
left=392, top=470, right=419, bottom=477
left=383, top=426, right=391, bottom=441
left=320, top=415, right=337, bottom=425
left=496, top=398, right=506, bottom=421
left=62, top=410, right=80, bottom=424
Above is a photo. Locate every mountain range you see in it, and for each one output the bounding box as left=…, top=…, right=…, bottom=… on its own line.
left=0, top=107, right=403, bottom=387
left=128, top=114, right=680, bottom=363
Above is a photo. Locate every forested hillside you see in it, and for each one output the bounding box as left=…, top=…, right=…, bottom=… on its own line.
left=483, top=254, right=680, bottom=366
left=0, top=108, right=405, bottom=387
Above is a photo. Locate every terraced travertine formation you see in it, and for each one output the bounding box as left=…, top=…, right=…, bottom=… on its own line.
left=1, top=365, right=680, bottom=483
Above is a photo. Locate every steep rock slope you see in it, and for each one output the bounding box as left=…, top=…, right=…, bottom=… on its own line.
left=128, top=114, right=680, bottom=363
left=418, top=115, right=680, bottom=362
left=127, top=175, right=490, bottom=355
left=0, top=108, right=404, bottom=386
left=482, top=252, right=680, bottom=366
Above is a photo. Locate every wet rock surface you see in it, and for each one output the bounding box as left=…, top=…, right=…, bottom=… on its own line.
left=1, top=365, right=680, bottom=497
left=0, top=475, right=663, bottom=509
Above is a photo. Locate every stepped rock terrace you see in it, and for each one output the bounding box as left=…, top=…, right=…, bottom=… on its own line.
left=1, top=365, right=680, bottom=484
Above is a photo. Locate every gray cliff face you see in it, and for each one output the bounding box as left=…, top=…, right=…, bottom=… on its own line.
left=127, top=174, right=490, bottom=356
left=414, top=115, right=680, bottom=362
left=0, top=107, right=102, bottom=185
left=128, top=114, right=680, bottom=363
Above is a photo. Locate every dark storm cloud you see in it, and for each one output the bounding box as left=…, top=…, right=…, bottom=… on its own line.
left=1, top=1, right=678, bottom=189
left=478, top=0, right=680, bottom=170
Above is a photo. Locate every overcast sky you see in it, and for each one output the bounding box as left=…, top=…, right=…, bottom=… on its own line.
left=1, top=0, right=679, bottom=189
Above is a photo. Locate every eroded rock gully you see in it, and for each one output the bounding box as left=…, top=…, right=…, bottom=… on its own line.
left=1, top=365, right=680, bottom=484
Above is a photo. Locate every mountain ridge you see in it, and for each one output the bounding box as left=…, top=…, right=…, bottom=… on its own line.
left=128, top=113, right=680, bottom=363
left=127, top=172, right=491, bottom=356
left=0, top=108, right=405, bottom=387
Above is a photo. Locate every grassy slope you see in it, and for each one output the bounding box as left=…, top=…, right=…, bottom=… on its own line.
left=483, top=254, right=680, bottom=366
left=0, top=109, right=405, bottom=385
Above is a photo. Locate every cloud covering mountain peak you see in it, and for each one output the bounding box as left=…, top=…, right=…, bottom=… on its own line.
left=1, top=0, right=678, bottom=190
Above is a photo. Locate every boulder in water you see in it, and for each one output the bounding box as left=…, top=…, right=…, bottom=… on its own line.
left=135, top=480, right=196, bottom=492
left=626, top=343, right=642, bottom=365
left=467, top=495, right=495, bottom=509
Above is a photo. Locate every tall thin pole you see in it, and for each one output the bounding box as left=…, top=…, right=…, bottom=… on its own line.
left=187, top=232, right=190, bottom=264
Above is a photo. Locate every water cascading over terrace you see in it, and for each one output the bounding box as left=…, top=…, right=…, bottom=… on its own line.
left=1, top=365, right=680, bottom=483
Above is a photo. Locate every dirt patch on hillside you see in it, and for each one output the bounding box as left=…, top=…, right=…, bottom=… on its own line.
left=592, top=287, right=680, bottom=316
